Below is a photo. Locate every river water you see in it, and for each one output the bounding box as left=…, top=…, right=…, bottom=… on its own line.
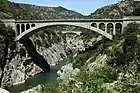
left=7, top=53, right=74, bottom=93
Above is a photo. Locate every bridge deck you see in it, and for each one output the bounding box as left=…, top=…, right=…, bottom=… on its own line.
left=15, top=19, right=124, bottom=23
left=15, top=19, right=140, bottom=23
left=2, top=18, right=140, bottom=23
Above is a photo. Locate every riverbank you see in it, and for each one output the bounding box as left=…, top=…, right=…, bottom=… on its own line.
left=7, top=53, right=75, bottom=93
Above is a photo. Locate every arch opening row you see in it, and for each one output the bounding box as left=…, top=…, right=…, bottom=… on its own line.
left=91, top=22, right=122, bottom=35
left=16, top=23, right=36, bottom=35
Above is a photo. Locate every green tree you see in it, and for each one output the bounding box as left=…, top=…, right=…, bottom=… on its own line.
left=0, top=21, right=15, bottom=87
left=0, top=21, right=15, bottom=70
left=133, top=6, right=140, bottom=16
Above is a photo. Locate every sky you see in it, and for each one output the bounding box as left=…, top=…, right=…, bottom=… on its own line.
left=9, top=0, right=117, bottom=15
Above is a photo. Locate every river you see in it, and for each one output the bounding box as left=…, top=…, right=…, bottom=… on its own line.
left=7, top=53, right=74, bottom=93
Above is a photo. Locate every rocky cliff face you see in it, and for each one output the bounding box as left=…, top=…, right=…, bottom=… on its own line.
left=31, top=29, right=101, bottom=66
left=1, top=43, right=43, bottom=88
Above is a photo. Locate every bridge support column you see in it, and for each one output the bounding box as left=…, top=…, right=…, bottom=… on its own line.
left=105, top=23, right=107, bottom=33
left=24, top=23, right=26, bottom=31
left=30, top=24, right=32, bottom=28
left=121, top=24, right=124, bottom=34
left=96, top=23, right=99, bottom=29
left=19, top=24, right=22, bottom=35
left=113, top=23, right=116, bottom=35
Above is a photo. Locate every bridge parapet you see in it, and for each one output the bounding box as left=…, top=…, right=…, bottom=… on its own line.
left=123, top=16, right=140, bottom=19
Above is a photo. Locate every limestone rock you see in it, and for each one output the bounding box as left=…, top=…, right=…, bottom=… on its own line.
left=58, top=63, right=80, bottom=80
left=1, top=43, right=43, bottom=88
left=36, top=43, right=67, bottom=66
left=87, top=54, right=108, bottom=72
left=0, top=88, right=10, bottom=93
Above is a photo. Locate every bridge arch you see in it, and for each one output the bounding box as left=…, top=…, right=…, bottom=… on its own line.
left=115, top=23, right=122, bottom=35
left=31, top=23, right=35, bottom=27
left=21, top=24, right=25, bottom=33
left=16, top=22, right=113, bottom=41
left=107, top=23, right=113, bottom=34
left=91, top=23, right=97, bottom=28
left=26, top=24, right=30, bottom=30
left=16, top=24, right=20, bottom=35
left=99, top=23, right=105, bottom=31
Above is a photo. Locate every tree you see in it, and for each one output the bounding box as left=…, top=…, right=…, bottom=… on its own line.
left=0, top=21, right=15, bottom=70
left=133, top=6, right=140, bottom=16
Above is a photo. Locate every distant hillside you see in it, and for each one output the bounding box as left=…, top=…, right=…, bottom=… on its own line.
left=89, top=0, right=140, bottom=19
left=1, top=0, right=140, bottom=20
left=0, top=0, right=84, bottom=20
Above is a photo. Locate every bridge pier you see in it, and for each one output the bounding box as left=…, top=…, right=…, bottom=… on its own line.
left=96, top=23, right=99, bottom=29
left=24, top=23, right=26, bottom=31
left=105, top=23, right=107, bottom=33
left=113, top=23, right=116, bottom=35
left=19, top=24, right=22, bottom=35
left=121, top=24, right=124, bottom=34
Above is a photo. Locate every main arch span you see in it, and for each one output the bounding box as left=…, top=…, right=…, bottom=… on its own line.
left=15, top=22, right=114, bottom=41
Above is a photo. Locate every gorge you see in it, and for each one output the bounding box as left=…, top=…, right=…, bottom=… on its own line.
left=0, top=0, right=140, bottom=93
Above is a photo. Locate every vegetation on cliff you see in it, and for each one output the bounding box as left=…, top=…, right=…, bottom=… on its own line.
left=0, top=22, right=15, bottom=87
left=40, top=22, right=140, bottom=93
left=89, top=0, right=140, bottom=19
left=0, top=0, right=84, bottom=20
left=0, top=22, right=15, bottom=70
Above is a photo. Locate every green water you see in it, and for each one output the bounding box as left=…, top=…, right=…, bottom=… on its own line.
left=7, top=53, right=74, bottom=93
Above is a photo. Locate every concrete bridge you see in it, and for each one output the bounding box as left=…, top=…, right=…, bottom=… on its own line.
left=2, top=16, right=140, bottom=42
left=58, top=31, right=82, bottom=35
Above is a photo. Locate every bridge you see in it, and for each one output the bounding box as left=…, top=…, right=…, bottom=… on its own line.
left=58, top=31, right=82, bottom=35
left=1, top=16, right=140, bottom=72
left=2, top=16, right=140, bottom=42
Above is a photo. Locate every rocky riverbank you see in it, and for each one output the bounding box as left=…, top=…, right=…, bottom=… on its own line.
left=0, top=29, right=100, bottom=89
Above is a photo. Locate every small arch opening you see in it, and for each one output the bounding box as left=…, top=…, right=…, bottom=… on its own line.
left=21, top=24, right=25, bottom=33
left=91, top=23, right=97, bottom=28
left=26, top=24, right=30, bottom=30
left=107, top=23, right=113, bottom=34
left=99, top=23, right=105, bottom=31
left=16, top=24, right=20, bottom=35
left=115, top=23, right=122, bottom=35
left=31, top=24, right=35, bottom=27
